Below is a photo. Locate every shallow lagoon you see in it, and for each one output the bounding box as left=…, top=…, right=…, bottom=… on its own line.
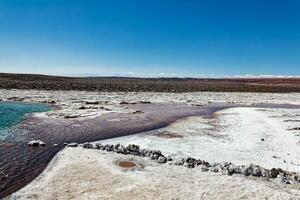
left=0, top=102, right=50, bottom=140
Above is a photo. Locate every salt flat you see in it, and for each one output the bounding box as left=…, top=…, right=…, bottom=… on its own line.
left=7, top=92, right=300, bottom=200
left=99, top=107, right=300, bottom=172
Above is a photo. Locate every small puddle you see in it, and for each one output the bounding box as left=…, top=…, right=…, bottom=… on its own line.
left=118, top=161, right=137, bottom=168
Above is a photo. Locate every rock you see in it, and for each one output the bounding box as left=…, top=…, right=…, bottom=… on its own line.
left=138, top=101, right=151, bottom=104
left=260, top=168, right=271, bottom=178
left=53, top=144, right=58, bottom=147
left=252, top=165, right=262, bottom=177
left=174, top=158, right=185, bottom=166
left=75, top=142, right=300, bottom=185
left=64, top=114, right=80, bottom=119
left=184, top=158, right=197, bottom=168
left=7, top=97, right=25, bottom=101
left=241, top=164, right=254, bottom=176
left=48, top=100, right=56, bottom=104
left=199, top=164, right=209, bottom=172
left=291, top=174, right=300, bottom=183
left=140, top=149, right=150, bottom=157
left=209, top=164, right=222, bottom=173
left=94, top=143, right=104, bottom=149
left=132, top=110, right=143, bottom=114
left=28, top=140, right=45, bottom=147
left=85, top=101, right=99, bottom=105
left=150, top=154, right=159, bottom=160
left=117, top=145, right=128, bottom=154
left=166, top=156, right=173, bottom=161
left=63, top=143, right=68, bottom=146
left=227, top=164, right=236, bottom=175
left=276, top=173, right=291, bottom=184
left=157, top=156, right=167, bottom=163
left=82, top=142, right=94, bottom=149
left=120, top=101, right=136, bottom=105
left=145, top=150, right=153, bottom=157
left=105, top=145, right=114, bottom=151
left=126, top=144, right=140, bottom=155
left=99, top=106, right=111, bottom=111
left=270, top=168, right=280, bottom=178
left=66, top=143, right=78, bottom=147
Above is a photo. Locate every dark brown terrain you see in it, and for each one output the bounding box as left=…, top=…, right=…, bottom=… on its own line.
left=1, top=73, right=300, bottom=92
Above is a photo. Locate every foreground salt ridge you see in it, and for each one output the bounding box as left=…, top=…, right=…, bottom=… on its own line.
left=72, top=142, right=300, bottom=184
left=8, top=106, right=300, bottom=200
left=8, top=148, right=300, bottom=200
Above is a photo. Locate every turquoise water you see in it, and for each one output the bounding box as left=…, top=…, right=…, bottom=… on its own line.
left=0, top=102, right=50, bottom=140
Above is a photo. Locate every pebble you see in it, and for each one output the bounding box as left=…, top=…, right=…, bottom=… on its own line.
left=66, top=143, right=79, bottom=147
left=28, top=140, right=46, bottom=146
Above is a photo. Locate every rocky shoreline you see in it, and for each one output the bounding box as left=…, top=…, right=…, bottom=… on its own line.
left=72, top=142, right=300, bottom=185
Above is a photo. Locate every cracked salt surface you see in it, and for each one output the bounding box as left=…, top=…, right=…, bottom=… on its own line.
left=101, top=107, right=300, bottom=173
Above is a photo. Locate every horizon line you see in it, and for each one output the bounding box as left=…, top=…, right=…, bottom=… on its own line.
left=1, top=72, right=300, bottom=79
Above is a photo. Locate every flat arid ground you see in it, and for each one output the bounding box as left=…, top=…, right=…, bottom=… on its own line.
left=1, top=88, right=300, bottom=199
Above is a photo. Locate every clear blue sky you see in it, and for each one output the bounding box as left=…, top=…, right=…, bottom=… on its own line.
left=0, top=0, right=299, bottom=77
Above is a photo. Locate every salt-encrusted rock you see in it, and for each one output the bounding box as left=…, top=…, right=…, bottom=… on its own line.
left=82, top=142, right=94, bottom=149
left=7, top=97, right=25, bottom=101
left=77, top=142, right=300, bottom=185
left=138, top=101, right=151, bottom=104
left=184, top=158, right=197, bottom=168
left=270, top=168, right=281, bottom=178
left=260, top=168, right=271, bottom=178
left=120, top=101, right=137, bottom=105
left=157, top=156, right=167, bottom=163
left=228, top=164, right=237, bottom=174
left=94, top=143, right=104, bottom=149
left=209, top=165, right=221, bottom=173
left=240, top=164, right=254, bottom=176
left=48, top=100, right=56, bottom=104
left=85, top=101, right=99, bottom=105
left=252, top=165, right=262, bottom=177
left=67, top=143, right=78, bottom=147
left=126, top=144, right=140, bottom=152
left=276, top=173, right=291, bottom=184
left=126, top=144, right=141, bottom=155
left=64, top=114, right=80, bottom=119
left=166, top=156, right=173, bottom=161
left=291, top=174, right=300, bottom=183
left=132, top=110, right=143, bottom=114
left=174, top=158, right=185, bottom=166
left=150, top=154, right=159, bottom=160
left=28, top=140, right=45, bottom=146
left=199, top=164, right=209, bottom=172
left=140, top=149, right=149, bottom=157
left=105, top=144, right=114, bottom=151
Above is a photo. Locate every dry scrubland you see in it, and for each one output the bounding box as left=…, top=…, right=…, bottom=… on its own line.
left=1, top=73, right=300, bottom=92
